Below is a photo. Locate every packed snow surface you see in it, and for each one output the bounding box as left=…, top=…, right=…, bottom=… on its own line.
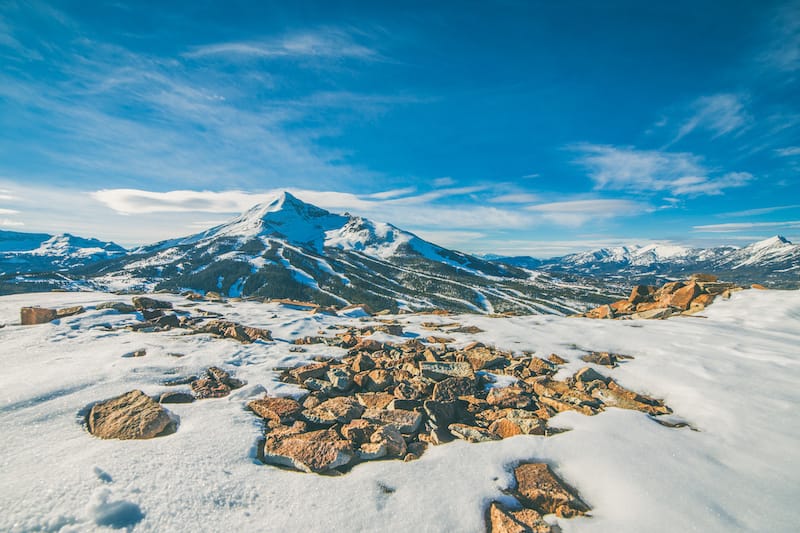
left=1, top=290, right=799, bottom=532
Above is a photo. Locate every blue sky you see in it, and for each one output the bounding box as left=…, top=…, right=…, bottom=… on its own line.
left=1, top=0, right=799, bottom=256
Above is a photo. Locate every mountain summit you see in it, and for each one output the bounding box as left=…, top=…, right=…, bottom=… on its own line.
left=88, top=192, right=598, bottom=314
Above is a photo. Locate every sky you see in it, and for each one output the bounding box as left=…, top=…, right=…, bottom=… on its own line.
left=1, top=0, right=799, bottom=257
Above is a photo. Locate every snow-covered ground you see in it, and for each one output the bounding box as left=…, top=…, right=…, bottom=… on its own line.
left=0, top=289, right=798, bottom=532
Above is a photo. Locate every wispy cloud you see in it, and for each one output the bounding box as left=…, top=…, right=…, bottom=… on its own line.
left=671, top=93, right=750, bottom=144
left=759, top=2, right=800, bottom=73
left=574, top=144, right=754, bottom=196
left=775, top=146, right=800, bottom=157
left=489, top=193, right=540, bottom=204
left=720, top=204, right=800, bottom=217
left=432, top=177, right=456, bottom=187
left=693, top=220, right=800, bottom=233
left=526, top=199, right=647, bottom=227
left=185, top=28, right=380, bottom=62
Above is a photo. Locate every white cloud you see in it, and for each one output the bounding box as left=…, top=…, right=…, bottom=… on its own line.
left=489, top=193, right=540, bottom=204
left=185, top=29, right=379, bottom=61
left=526, top=199, right=646, bottom=227
left=672, top=94, right=750, bottom=143
left=775, top=146, right=800, bottom=157
left=0, top=218, right=24, bottom=227
left=0, top=207, right=20, bottom=215
left=366, top=187, right=417, bottom=200
left=693, top=221, right=800, bottom=233
left=760, top=3, right=800, bottom=73
left=574, top=144, right=754, bottom=196
left=721, top=204, right=800, bottom=217
left=432, top=177, right=455, bottom=187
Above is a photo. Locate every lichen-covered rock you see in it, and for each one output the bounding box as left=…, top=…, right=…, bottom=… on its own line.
left=302, top=397, right=364, bottom=426
left=191, top=367, right=243, bottom=399
left=248, top=396, right=302, bottom=423
left=362, top=408, right=423, bottom=433
left=88, top=390, right=173, bottom=440
left=514, top=463, right=589, bottom=518
left=263, top=430, right=354, bottom=473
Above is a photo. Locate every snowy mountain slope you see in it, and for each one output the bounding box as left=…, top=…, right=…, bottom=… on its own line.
left=0, top=289, right=798, bottom=532
left=0, top=230, right=126, bottom=275
left=494, top=236, right=800, bottom=288
left=82, top=192, right=609, bottom=315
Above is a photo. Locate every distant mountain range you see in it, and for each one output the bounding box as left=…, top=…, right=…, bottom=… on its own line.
left=493, top=235, right=800, bottom=289
left=1, top=192, right=797, bottom=310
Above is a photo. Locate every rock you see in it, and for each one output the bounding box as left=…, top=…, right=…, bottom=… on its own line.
left=488, top=418, right=524, bottom=439
left=592, top=381, right=671, bottom=416
left=547, top=354, right=567, bottom=365
left=122, top=349, right=147, bottom=358
left=355, top=392, right=395, bottom=409
left=489, top=410, right=546, bottom=438
left=514, top=463, right=589, bottom=517
left=362, top=408, right=423, bottom=433
left=583, top=305, right=614, bottom=319
left=690, top=293, right=715, bottom=309
left=56, top=305, right=85, bottom=318
left=97, top=301, right=137, bottom=313
left=191, top=367, right=243, bottom=399
left=659, top=281, right=685, bottom=295
left=528, top=357, right=558, bottom=375
left=195, top=319, right=272, bottom=343
left=448, top=423, right=500, bottom=443
left=486, top=387, right=533, bottom=409
left=388, top=398, right=421, bottom=411
left=132, top=296, right=173, bottom=310
left=248, top=396, right=302, bottom=423
left=205, top=291, right=224, bottom=301
left=20, top=307, right=57, bottom=325
left=580, top=352, right=617, bottom=367
left=451, top=325, right=484, bottom=334
left=751, top=283, right=768, bottom=290
left=159, top=391, right=195, bottom=404
left=302, top=397, right=364, bottom=426
left=609, top=299, right=635, bottom=314
left=665, top=281, right=701, bottom=310
left=628, top=285, right=657, bottom=304
left=357, top=442, right=387, bottom=460
left=423, top=400, right=460, bottom=430
left=358, top=369, right=394, bottom=392
left=88, top=390, right=174, bottom=440
left=464, top=347, right=507, bottom=370
left=419, top=361, right=475, bottom=381
left=289, top=362, right=329, bottom=383
left=431, top=377, right=475, bottom=402
left=152, top=314, right=181, bottom=329
left=263, top=430, right=354, bottom=473
left=352, top=353, right=375, bottom=372
left=575, top=367, right=607, bottom=383
left=304, top=378, right=333, bottom=394
left=352, top=338, right=385, bottom=353
left=341, top=419, right=378, bottom=444
left=630, top=307, right=676, bottom=320
left=488, top=502, right=552, bottom=533
left=370, top=425, right=406, bottom=457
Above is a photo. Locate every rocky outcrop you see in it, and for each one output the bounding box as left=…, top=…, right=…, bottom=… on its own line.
left=577, top=276, right=747, bottom=320
left=88, top=390, right=174, bottom=439
left=253, top=337, right=672, bottom=474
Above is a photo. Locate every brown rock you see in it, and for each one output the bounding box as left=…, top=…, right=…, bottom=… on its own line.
left=158, top=391, right=195, bottom=404
left=355, top=392, right=395, bottom=409
left=190, top=367, right=243, bottom=399
left=592, top=381, right=671, bottom=416
left=357, top=442, right=388, bottom=460
left=359, top=369, right=394, bottom=392
left=248, top=396, right=302, bottom=423
left=488, top=502, right=552, bottom=533
left=488, top=418, right=524, bottom=439
left=486, top=387, right=534, bottom=409
left=751, top=283, right=768, bottom=290
left=583, top=304, right=614, bottom=319
left=691, top=293, right=715, bottom=308
left=88, top=390, right=174, bottom=440
left=528, top=357, right=558, bottom=375
left=635, top=300, right=666, bottom=312
left=340, top=419, right=378, bottom=444
left=464, top=347, right=507, bottom=370
left=419, top=361, right=475, bottom=381
left=132, top=296, right=173, bottom=310
left=362, top=408, right=423, bottom=433
left=665, top=281, right=701, bottom=310
left=580, top=351, right=617, bottom=367
left=514, top=463, right=589, bottom=517
left=631, top=307, right=676, bottom=320
left=689, top=273, right=718, bottom=282
left=56, top=305, right=85, bottom=318
left=352, top=353, right=375, bottom=372
left=370, top=425, right=407, bottom=457
left=547, top=354, right=567, bottom=365
left=575, top=366, right=607, bottom=383
left=20, top=307, right=57, bottom=325
left=609, top=299, right=635, bottom=314
left=431, top=377, right=475, bottom=402
left=302, top=397, right=364, bottom=426
left=448, top=423, right=500, bottom=443
left=352, top=338, right=385, bottom=353
left=289, top=362, right=329, bottom=383
left=263, top=430, right=354, bottom=473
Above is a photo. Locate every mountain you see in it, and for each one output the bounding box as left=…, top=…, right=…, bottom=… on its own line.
left=0, top=230, right=126, bottom=275
left=493, top=236, right=800, bottom=288
left=81, top=192, right=611, bottom=314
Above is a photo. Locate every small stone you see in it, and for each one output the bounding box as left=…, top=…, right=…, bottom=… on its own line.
left=357, top=442, right=387, bottom=460
left=88, top=390, right=173, bottom=440
left=370, top=425, right=406, bottom=457
left=362, top=408, right=423, bottom=433
left=575, top=367, right=607, bottom=383
left=431, top=377, right=475, bottom=402
left=302, top=397, right=365, bottom=426
left=514, top=463, right=589, bottom=517
left=289, top=362, right=329, bottom=383
left=132, top=296, right=173, bottom=310
left=263, top=430, right=354, bottom=473
left=248, top=397, right=302, bottom=423
left=419, top=361, right=475, bottom=381
left=159, top=391, right=195, bottom=404
left=355, top=392, right=395, bottom=409
left=448, top=423, right=500, bottom=443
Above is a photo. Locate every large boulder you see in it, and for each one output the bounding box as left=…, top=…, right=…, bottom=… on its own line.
left=20, top=307, right=57, bottom=325
left=88, top=390, right=174, bottom=440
